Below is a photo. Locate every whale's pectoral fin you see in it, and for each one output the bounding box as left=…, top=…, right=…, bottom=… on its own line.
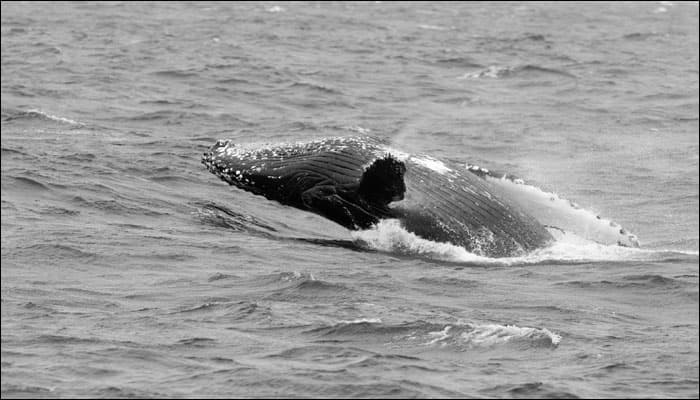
left=302, top=185, right=378, bottom=230
left=358, top=156, right=407, bottom=205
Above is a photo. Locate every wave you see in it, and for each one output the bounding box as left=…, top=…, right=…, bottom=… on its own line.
left=194, top=201, right=278, bottom=234
left=415, top=276, right=481, bottom=288
left=443, top=323, right=561, bottom=348
left=417, top=24, right=453, bottom=31
left=458, top=64, right=575, bottom=80
left=480, top=382, right=577, bottom=398
left=151, top=69, right=200, bottom=79
left=557, top=274, right=693, bottom=290
left=205, top=271, right=355, bottom=303
left=304, top=319, right=561, bottom=350
left=72, top=198, right=169, bottom=217
left=37, top=206, right=81, bottom=216
left=216, top=77, right=252, bottom=85
left=623, top=32, right=662, bottom=41
left=265, top=277, right=355, bottom=302
left=341, top=125, right=372, bottom=135
left=194, top=201, right=363, bottom=251
left=171, top=300, right=271, bottom=323
left=174, top=337, right=217, bottom=346
left=57, top=152, right=96, bottom=163
left=36, top=334, right=101, bottom=345
left=4, top=176, right=51, bottom=192
left=434, top=57, right=483, bottom=69
left=92, top=387, right=163, bottom=398
left=251, top=271, right=317, bottom=286
left=1, top=147, right=30, bottom=157
left=207, top=272, right=239, bottom=282
left=127, top=110, right=251, bottom=125
left=265, top=344, right=375, bottom=362
left=289, top=81, right=343, bottom=95
left=17, top=244, right=97, bottom=260
left=1, top=384, right=54, bottom=396
left=2, top=108, right=83, bottom=126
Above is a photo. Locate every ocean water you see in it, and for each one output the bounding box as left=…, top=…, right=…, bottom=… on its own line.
left=1, top=2, right=698, bottom=398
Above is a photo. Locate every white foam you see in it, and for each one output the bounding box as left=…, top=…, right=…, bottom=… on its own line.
left=352, top=219, right=691, bottom=265
left=460, top=324, right=561, bottom=347
left=417, top=24, right=450, bottom=31
left=352, top=219, right=493, bottom=263
left=457, top=65, right=509, bottom=80
left=422, top=322, right=561, bottom=348
left=26, top=109, right=82, bottom=126
left=426, top=325, right=452, bottom=345
left=338, top=318, right=382, bottom=324
left=281, top=271, right=314, bottom=282
left=343, top=125, right=372, bottom=135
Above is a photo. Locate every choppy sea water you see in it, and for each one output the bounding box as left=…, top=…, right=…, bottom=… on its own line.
left=1, top=2, right=698, bottom=398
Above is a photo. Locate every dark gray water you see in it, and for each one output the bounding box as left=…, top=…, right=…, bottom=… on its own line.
left=1, top=2, right=698, bottom=398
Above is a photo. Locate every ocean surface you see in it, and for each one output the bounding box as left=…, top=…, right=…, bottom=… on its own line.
left=1, top=2, right=698, bottom=398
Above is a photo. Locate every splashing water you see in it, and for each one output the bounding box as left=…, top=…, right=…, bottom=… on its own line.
left=352, top=218, right=692, bottom=266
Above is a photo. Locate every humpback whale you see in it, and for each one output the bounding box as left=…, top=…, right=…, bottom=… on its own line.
left=202, top=136, right=561, bottom=257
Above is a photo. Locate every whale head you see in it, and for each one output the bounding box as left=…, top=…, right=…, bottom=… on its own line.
left=202, top=139, right=298, bottom=200
left=202, top=138, right=407, bottom=228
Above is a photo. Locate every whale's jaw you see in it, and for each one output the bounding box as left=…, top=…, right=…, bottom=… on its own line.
left=202, top=137, right=406, bottom=230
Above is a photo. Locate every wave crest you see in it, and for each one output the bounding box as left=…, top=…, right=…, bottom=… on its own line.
left=3, top=109, right=82, bottom=126
left=305, top=319, right=561, bottom=349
